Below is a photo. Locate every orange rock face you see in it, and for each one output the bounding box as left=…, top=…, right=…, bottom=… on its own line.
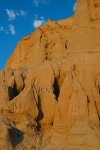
left=0, top=0, right=100, bottom=150
left=6, top=17, right=73, bottom=69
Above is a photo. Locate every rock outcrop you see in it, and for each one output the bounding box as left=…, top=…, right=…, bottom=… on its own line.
left=6, top=17, right=73, bottom=68
left=0, top=0, right=100, bottom=150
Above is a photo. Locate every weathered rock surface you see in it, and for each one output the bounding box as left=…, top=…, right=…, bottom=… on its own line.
left=6, top=17, right=73, bottom=69
left=0, top=0, right=100, bottom=149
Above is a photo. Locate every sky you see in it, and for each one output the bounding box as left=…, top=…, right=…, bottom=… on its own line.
left=0, top=0, right=76, bottom=70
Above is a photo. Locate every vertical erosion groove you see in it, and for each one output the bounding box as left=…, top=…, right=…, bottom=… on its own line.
left=87, top=96, right=90, bottom=116
left=53, top=78, right=60, bottom=101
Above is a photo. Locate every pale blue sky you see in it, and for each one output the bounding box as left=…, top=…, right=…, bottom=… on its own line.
left=0, top=0, right=76, bottom=70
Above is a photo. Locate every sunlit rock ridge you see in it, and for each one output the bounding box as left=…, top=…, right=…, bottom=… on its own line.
left=0, top=0, right=100, bottom=150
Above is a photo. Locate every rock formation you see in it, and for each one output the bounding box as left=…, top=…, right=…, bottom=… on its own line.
left=0, top=0, right=100, bottom=150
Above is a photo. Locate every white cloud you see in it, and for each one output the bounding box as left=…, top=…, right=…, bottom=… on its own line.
left=33, top=16, right=46, bottom=28
left=6, top=9, right=16, bottom=21
left=9, top=24, right=15, bottom=35
left=33, top=0, right=49, bottom=6
left=73, top=2, right=76, bottom=11
left=0, top=26, right=9, bottom=34
left=6, top=9, right=27, bottom=21
left=19, top=10, right=27, bottom=17
left=0, top=26, right=4, bottom=31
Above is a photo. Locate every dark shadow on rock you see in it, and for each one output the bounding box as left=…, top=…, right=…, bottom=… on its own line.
left=8, top=83, right=19, bottom=100
left=36, top=95, right=44, bottom=121
left=36, top=95, right=44, bottom=131
left=8, top=86, right=14, bottom=100
left=13, top=82, right=19, bottom=97
left=53, top=78, right=60, bottom=101
left=9, top=127, right=24, bottom=149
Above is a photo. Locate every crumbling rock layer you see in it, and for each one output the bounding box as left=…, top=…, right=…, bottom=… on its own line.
left=0, top=0, right=100, bottom=150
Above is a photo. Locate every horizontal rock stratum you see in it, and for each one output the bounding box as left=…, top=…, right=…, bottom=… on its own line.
left=0, top=0, right=100, bottom=150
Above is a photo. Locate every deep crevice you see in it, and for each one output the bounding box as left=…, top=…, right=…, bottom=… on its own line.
left=35, top=95, right=44, bottom=131
left=87, top=96, right=90, bottom=103
left=36, top=95, right=44, bottom=121
left=65, top=44, right=67, bottom=49
left=87, top=96, right=90, bottom=116
left=13, top=83, right=20, bottom=97
left=98, top=85, right=100, bottom=94
left=53, top=78, right=60, bottom=101
left=8, top=83, right=20, bottom=100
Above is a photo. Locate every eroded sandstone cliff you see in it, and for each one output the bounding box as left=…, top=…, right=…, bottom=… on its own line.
left=0, top=0, right=100, bottom=150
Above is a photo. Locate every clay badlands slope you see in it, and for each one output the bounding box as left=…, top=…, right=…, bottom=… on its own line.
left=0, top=0, right=100, bottom=150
